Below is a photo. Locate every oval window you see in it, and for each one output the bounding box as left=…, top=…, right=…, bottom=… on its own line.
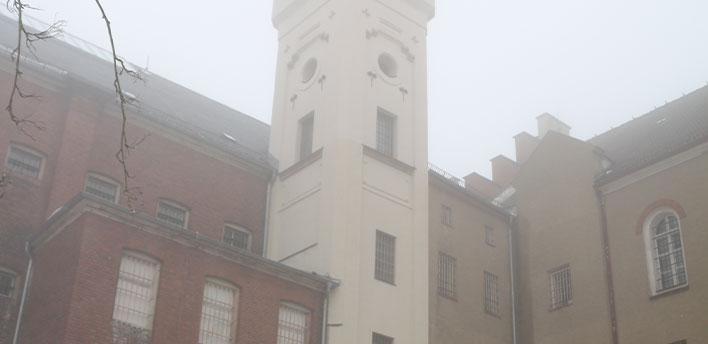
left=378, top=53, right=398, bottom=78
left=301, top=58, right=318, bottom=83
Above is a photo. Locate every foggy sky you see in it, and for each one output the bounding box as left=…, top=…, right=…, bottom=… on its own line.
left=7, top=0, right=708, bottom=179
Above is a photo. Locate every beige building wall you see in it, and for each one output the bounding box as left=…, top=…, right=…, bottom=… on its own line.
left=513, top=133, right=613, bottom=344
left=428, top=173, right=514, bottom=344
left=599, top=142, right=708, bottom=343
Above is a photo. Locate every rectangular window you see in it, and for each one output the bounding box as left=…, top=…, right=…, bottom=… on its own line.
left=199, top=279, right=238, bottom=344
left=0, top=271, right=14, bottom=298
left=485, top=226, right=495, bottom=246
left=484, top=271, right=499, bottom=316
left=375, top=230, right=396, bottom=284
left=372, top=332, right=394, bottom=344
left=277, top=303, right=309, bottom=344
left=441, top=205, right=452, bottom=226
left=376, top=108, right=396, bottom=157
left=299, top=114, right=314, bottom=161
left=549, top=265, right=573, bottom=310
left=112, top=252, right=160, bottom=343
left=85, top=174, right=119, bottom=203
left=223, top=225, right=251, bottom=251
left=438, top=253, right=456, bottom=299
left=157, top=201, right=188, bottom=228
left=6, top=145, right=42, bottom=179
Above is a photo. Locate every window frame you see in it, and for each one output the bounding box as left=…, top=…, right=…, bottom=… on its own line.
left=376, top=108, right=397, bottom=158
left=277, top=302, right=311, bottom=344
left=85, top=173, right=120, bottom=204
left=223, top=224, right=252, bottom=251
left=5, top=144, right=44, bottom=180
left=199, top=278, right=239, bottom=344
left=485, top=226, right=495, bottom=247
left=440, top=204, right=452, bottom=226
left=483, top=271, right=500, bottom=316
left=157, top=199, right=189, bottom=229
left=438, top=252, right=456, bottom=300
left=374, top=230, right=396, bottom=285
left=111, top=251, right=161, bottom=337
left=643, top=208, right=688, bottom=296
left=298, top=112, right=314, bottom=162
left=548, top=264, right=573, bottom=311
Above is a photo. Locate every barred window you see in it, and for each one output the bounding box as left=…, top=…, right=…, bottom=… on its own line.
left=199, top=279, right=238, bottom=344
left=277, top=303, right=309, bottom=344
left=299, top=113, right=314, bottom=161
left=157, top=201, right=188, bottom=228
left=112, top=252, right=160, bottom=343
left=441, top=205, right=452, bottom=226
left=6, top=145, right=42, bottom=179
left=372, top=332, right=394, bottom=344
left=485, top=226, right=495, bottom=246
left=0, top=269, right=14, bottom=313
left=375, top=230, right=396, bottom=284
left=647, top=213, right=687, bottom=293
left=438, top=253, right=456, bottom=299
left=376, top=108, right=396, bottom=157
left=223, top=225, right=251, bottom=251
left=484, top=271, right=499, bottom=316
left=85, top=174, right=119, bottom=203
left=549, top=265, right=572, bottom=310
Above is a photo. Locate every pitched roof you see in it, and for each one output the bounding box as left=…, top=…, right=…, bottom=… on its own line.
left=589, top=85, right=708, bottom=182
left=0, top=14, right=272, bottom=168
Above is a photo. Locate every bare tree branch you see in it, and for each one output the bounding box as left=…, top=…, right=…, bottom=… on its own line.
left=94, top=0, right=144, bottom=208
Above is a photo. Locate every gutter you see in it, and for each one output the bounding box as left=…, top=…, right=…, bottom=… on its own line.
left=507, top=214, right=518, bottom=344
left=320, top=281, right=332, bottom=344
left=262, top=168, right=276, bottom=257
left=594, top=186, right=619, bottom=344
left=12, top=242, right=33, bottom=344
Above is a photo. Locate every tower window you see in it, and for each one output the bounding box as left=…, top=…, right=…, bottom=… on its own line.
left=378, top=53, right=398, bottom=78
left=376, top=109, right=396, bottom=158
left=301, top=58, right=318, bottom=83
left=375, top=230, right=396, bottom=284
left=299, top=113, right=314, bottom=161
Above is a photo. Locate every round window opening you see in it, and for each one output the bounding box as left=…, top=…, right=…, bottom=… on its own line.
left=301, top=58, right=318, bottom=83
left=378, top=53, right=398, bottom=78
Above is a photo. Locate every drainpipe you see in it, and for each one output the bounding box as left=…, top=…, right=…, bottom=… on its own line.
left=594, top=186, right=619, bottom=344
left=320, top=281, right=332, bottom=344
left=262, top=169, right=276, bottom=257
left=507, top=214, right=518, bottom=344
left=13, top=242, right=33, bottom=344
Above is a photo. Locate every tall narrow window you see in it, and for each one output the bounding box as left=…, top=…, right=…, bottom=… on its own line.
left=157, top=201, right=188, bottom=228
left=277, top=303, right=310, bottom=344
left=372, top=332, right=394, bottom=344
left=438, top=253, right=456, bottom=299
left=376, top=108, right=396, bottom=157
left=549, top=265, right=572, bottom=310
left=485, top=226, right=495, bottom=247
left=0, top=270, right=15, bottom=312
left=199, top=279, right=238, bottom=344
left=112, top=252, right=160, bottom=344
left=441, top=205, right=452, bottom=226
left=646, top=212, right=687, bottom=293
left=85, top=174, right=119, bottom=203
left=484, top=271, right=499, bottom=316
left=223, top=225, right=251, bottom=251
left=375, top=230, right=396, bottom=284
left=298, top=113, right=314, bottom=161
left=6, top=145, right=43, bottom=179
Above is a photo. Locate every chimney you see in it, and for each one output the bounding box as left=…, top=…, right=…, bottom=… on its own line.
left=537, top=112, right=571, bottom=139
left=464, top=172, right=503, bottom=200
left=490, top=155, right=520, bottom=187
left=513, top=131, right=539, bottom=164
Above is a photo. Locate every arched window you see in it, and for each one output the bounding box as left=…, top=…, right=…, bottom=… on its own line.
left=199, top=278, right=239, bottom=344
left=643, top=209, right=688, bottom=294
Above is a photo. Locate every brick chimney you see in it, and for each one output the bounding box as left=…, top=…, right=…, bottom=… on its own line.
left=513, top=131, right=539, bottom=165
left=490, top=155, right=520, bottom=187
left=464, top=172, right=503, bottom=200
left=537, top=112, right=571, bottom=139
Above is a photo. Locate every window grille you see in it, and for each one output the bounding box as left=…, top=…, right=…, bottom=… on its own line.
left=438, top=253, right=456, bottom=299
left=484, top=271, right=499, bottom=315
left=157, top=201, right=187, bottom=228
left=299, top=114, right=314, bottom=161
left=223, top=226, right=251, bottom=251
left=549, top=265, right=572, bottom=310
left=441, top=205, right=452, bottom=226
left=85, top=175, right=119, bottom=203
left=199, top=280, right=238, bottom=344
left=376, top=109, right=395, bottom=157
left=7, top=146, right=42, bottom=178
left=112, top=253, right=160, bottom=344
left=375, top=230, right=396, bottom=284
left=372, top=332, right=394, bottom=344
left=652, top=215, right=687, bottom=291
left=485, top=226, right=495, bottom=246
left=0, top=270, right=14, bottom=312
left=277, top=303, right=309, bottom=344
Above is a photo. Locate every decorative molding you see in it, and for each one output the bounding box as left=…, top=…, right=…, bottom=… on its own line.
left=279, top=148, right=324, bottom=181
left=635, top=199, right=687, bottom=235
left=362, top=184, right=412, bottom=209
left=362, top=145, right=415, bottom=175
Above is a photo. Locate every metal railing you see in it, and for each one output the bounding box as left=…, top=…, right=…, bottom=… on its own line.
left=428, top=162, right=465, bottom=188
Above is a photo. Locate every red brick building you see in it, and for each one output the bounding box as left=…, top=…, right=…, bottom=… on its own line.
left=0, top=14, right=333, bottom=344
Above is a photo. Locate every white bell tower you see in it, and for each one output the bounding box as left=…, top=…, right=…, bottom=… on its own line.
left=267, top=0, right=434, bottom=342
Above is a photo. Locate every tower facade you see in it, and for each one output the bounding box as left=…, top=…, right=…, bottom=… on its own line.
left=267, top=0, right=434, bottom=342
